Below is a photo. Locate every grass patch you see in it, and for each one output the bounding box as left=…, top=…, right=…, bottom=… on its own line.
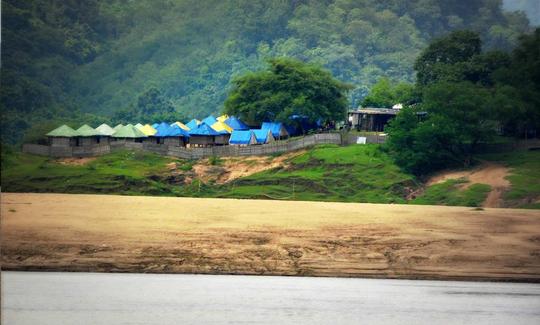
left=1, top=150, right=182, bottom=196
left=214, top=144, right=418, bottom=203
left=412, top=179, right=491, bottom=207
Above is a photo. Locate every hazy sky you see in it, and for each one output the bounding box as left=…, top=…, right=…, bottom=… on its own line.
left=503, top=0, right=540, bottom=25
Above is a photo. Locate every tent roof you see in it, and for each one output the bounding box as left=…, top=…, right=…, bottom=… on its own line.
left=261, top=122, right=287, bottom=138
left=171, top=121, right=190, bottom=131
left=113, top=124, right=124, bottom=131
left=76, top=124, right=102, bottom=137
left=211, top=121, right=233, bottom=133
left=112, top=125, right=147, bottom=138
left=46, top=124, right=79, bottom=137
left=229, top=130, right=255, bottom=145
left=185, top=119, right=200, bottom=130
left=217, top=114, right=229, bottom=122
left=189, top=123, right=221, bottom=136
left=168, top=124, right=190, bottom=137
left=154, top=122, right=173, bottom=137
left=224, top=116, right=250, bottom=130
left=135, top=123, right=144, bottom=128
left=96, top=123, right=115, bottom=136
left=201, top=115, right=218, bottom=126
left=252, top=129, right=273, bottom=143
left=151, top=123, right=160, bottom=129
left=139, top=124, right=157, bottom=136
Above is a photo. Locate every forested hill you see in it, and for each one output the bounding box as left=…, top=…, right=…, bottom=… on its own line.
left=0, top=0, right=534, bottom=144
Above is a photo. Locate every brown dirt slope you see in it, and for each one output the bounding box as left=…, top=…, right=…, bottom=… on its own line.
left=2, top=193, right=540, bottom=281
left=427, top=161, right=511, bottom=208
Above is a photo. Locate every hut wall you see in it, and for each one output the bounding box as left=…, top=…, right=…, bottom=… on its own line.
left=189, top=136, right=215, bottom=147
left=164, top=137, right=186, bottom=147
left=50, top=137, right=71, bottom=147
left=77, top=137, right=99, bottom=146
left=214, top=134, right=231, bottom=145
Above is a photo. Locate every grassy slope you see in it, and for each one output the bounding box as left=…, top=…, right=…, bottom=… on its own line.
left=1, top=150, right=182, bottom=196
left=211, top=144, right=417, bottom=203
left=411, top=179, right=491, bottom=207
left=2, top=146, right=538, bottom=208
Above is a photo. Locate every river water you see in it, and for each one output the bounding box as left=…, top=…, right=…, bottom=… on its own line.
left=2, top=271, right=540, bottom=325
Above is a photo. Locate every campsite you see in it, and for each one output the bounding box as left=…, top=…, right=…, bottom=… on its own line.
left=2, top=1, right=540, bottom=324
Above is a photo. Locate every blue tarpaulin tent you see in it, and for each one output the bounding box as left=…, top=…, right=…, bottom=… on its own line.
left=167, top=124, right=190, bottom=137
left=201, top=115, right=218, bottom=126
left=185, top=119, right=200, bottom=130
left=224, top=116, right=250, bottom=130
left=189, top=123, right=222, bottom=136
left=252, top=129, right=275, bottom=144
left=154, top=122, right=174, bottom=137
left=152, top=123, right=160, bottom=129
left=261, top=122, right=288, bottom=139
left=229, top=130, right=256, bottom=145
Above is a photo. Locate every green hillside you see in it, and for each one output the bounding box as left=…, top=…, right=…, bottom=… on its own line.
left=2, top=145, right=538, bottom=208
left=1, top=0, right=533, bottom=143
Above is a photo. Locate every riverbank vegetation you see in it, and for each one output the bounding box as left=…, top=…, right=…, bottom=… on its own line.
left=2, top=145, right=538, bottom=209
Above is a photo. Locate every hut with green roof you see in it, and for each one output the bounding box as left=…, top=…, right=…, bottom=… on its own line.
left=111, top=124, right=147, bottom=143
left=75, top=124, right=103, bottom=146
left=46, top=125, right=79, bottom=147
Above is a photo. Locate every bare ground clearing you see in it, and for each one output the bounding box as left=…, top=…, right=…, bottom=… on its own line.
left=2, top=193, right=540, bottom=281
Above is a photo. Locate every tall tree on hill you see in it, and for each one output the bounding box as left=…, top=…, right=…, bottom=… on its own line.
left=224, top=58, right=352, bottom=127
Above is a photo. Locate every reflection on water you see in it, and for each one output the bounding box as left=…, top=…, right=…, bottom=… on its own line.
left=2, top=272, right=540, bottom=325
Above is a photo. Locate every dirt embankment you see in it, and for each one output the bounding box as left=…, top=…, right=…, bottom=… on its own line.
left=2, top=193, right=540, bottom=282
left=426, top=161, right=511, bottom=208
left=188, top=150, right=304, bottom=184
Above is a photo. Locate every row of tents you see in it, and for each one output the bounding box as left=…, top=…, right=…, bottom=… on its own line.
left=45, top=115, right=291, bottom=147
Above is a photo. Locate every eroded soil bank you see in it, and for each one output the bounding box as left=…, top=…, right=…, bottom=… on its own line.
left=2, top=193, right=540, bottom=281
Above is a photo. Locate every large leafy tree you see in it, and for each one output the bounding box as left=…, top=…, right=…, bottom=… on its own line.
left=361, top=77, right=416, bottom=108
left=224, top=58, right=352, bottom=126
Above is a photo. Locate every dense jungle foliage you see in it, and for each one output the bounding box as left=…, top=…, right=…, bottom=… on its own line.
left=1, top=0, right=536, bottom=144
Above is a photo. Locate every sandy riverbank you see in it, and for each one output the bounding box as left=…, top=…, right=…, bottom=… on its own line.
left=2, top=193, right=540, bottom=281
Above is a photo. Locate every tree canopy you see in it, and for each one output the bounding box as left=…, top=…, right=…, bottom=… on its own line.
left=224, top=58, right=351, bottom=127
left=1, top=0, right=534, bottom=144
left=385, top=28, right=540, bottom=175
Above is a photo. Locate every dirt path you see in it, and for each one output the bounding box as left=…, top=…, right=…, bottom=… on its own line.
left=2, top=193, right=540, bottom=281
left=427, top=162, right=511, bottom=208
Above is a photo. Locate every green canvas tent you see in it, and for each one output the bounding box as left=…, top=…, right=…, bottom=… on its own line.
left=46, top=125, right=79, bottom=137
left=113, top=124, right=124, bottom=131
left=76, top=125, right=102, bottom=137
left=112, top=124, right=147, bottom=138
left=96, top=123, right=115, bottom=136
